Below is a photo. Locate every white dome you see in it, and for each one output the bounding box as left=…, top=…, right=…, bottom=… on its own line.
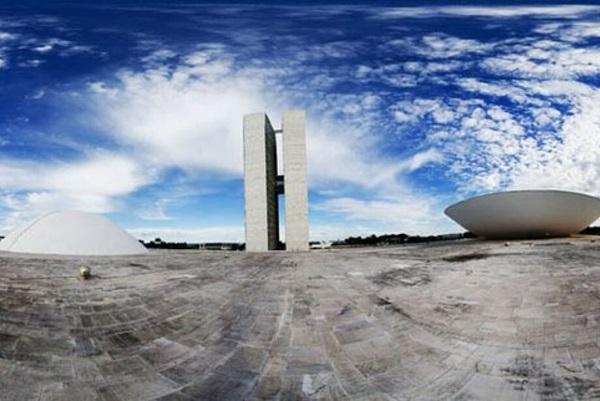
left=445, top=190, right=600, bottom=239
left=0, top=211, right=148, bottom=256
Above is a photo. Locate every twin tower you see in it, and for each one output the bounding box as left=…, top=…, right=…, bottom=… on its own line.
left=243, top=110, right=309, bottom=251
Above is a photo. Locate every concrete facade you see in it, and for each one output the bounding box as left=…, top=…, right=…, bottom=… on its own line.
left=243, top=113, right=279, bottom=252
left=282, top=110, right=309, bottom=251
left=243, top=110, right=309, bottom=251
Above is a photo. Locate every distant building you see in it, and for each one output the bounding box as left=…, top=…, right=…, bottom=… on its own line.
left=243, top=110, right=309, bottom=252
left=199, top=243, right=243, bottom=251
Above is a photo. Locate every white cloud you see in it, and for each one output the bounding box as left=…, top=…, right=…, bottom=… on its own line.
left=374, top=6, right=600, bottom=19
left=402, top=60, right=465, bottom=75
left=440, top=6, right=600, bottom=18
left=519, top=79, right=593, bottom=98
left=32, top=37, right=71, bottom=53
left=414, top=99, right=531, bottom=192
left=314, top=195, right=448, bottom=235
left=88, top=81, right=118, bottom=97
left=43, top=154, right=149, bottom=196
left=60, top=45, right=94, bottom=56
left=0, top=32, right=16, bottom=41
left=293, top=41, right=362, bottom=61
left=141, top=48, right=177, bottom=64
left=391, top=98, right=456, bottom=124
left=307, top=119, right=441, bottom=191
left=18, top=59, right=43, bottom=68
left=457, top=78, right=532, bottom=104
left=30, top=89, right=45, bottom=99
left=0, top=28, right=94, bottom=69
left=0, top=154, right=151, bottom=231
left=508, top=89, right=600, bottom=196
left=423, top=74, right=600, bottom=201
left=388, top=33, right=491, bottom=59
left=307, top=121, right=394, bottom=188
left=483, top=47, right=600, bottom=79
left=402, top=148, right=443, bottom=171
left=531, top=107, right=561, bottom=127
left=535, top=22, right=600, bottom=42
left=86, top=48, right=265, bottom=175
left=0, top=31, right=17, bottom=68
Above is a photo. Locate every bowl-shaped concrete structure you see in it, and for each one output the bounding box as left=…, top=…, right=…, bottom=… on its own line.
left=445, top=190, right=600, bottom=239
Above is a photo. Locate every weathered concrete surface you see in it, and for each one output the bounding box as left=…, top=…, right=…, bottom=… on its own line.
left=282, top=110, right=309, bottom=251
left=1, top=238, right=600, bottom=400
left=244, top=113, right=279, bottom=251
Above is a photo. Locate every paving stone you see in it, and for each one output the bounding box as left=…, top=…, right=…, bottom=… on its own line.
left=0, top=240, right=599, bottom=400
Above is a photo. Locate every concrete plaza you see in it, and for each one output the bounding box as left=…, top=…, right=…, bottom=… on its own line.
left=1, top=238, right=600, bottom=400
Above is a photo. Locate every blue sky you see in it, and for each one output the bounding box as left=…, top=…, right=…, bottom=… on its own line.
left=1, top=2, right=600, bottom=242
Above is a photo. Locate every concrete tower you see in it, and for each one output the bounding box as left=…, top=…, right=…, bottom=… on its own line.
left=243, top=113, right=279, bottom=252
left=282, top=111, right=309, bottom=251
left=243, top=110, right=309, bottom=252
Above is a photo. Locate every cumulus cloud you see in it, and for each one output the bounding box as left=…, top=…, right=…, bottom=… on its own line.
left=402, top=60, right=466, bottom=75
left=0, top=154, right=147, bottom=195
left=0, top=154, right=151, bottom=231
left=387, top=33, right=491, bottom=59
left=86, top=47, right=265, bottom=175
left=367, top=16, right=600, bottom=205
left=391, top=98, right=456, bottom=124
left=508, top=88, right=600, bottom=196
left=420, top=81, right=600, bottom=199
left=483, top=46, right=600, bottom=79
left=457, top=78, right=532, bottom=104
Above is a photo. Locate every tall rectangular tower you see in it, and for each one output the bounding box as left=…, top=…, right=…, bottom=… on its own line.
left=243, top=113, right=279, bottom=251
left=243, top=110, right=309, bottom=252
left=282, top=110, right=309, bottom=251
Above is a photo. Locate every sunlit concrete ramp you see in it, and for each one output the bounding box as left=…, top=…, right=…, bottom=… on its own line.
left=445, top=190, right=600, bottom=239
left=0, top=210, right=147, bottom=256
left=1, top=239, right=600, bottom=400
